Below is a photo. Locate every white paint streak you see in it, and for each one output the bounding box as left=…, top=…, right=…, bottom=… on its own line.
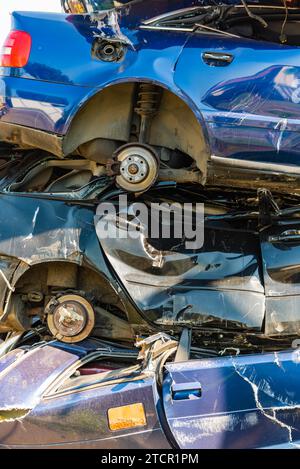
left=24, top=207, right=40, bottom=241
left=274, top=118, right=288, bottom=153
left=232, top=357, right=300, bottom=447
left=0, top=269, right=15, bottom=292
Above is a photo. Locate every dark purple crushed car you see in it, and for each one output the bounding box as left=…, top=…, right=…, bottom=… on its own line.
left=1, top=0, right=300, bottom=450
left=1, top=333, right=300, bottom=449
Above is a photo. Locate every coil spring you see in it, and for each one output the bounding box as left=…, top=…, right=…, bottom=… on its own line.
left=135, top=84, right=162, bottom=118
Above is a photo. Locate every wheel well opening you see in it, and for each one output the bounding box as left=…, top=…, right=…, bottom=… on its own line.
left=14, top=262, right=123, bottom=309
left=3, top=262, right=133, bottom=343
left=63, top=82, right=209, bottom=179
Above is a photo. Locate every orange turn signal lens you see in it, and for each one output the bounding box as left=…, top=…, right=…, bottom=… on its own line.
left=108, top=403, right=147, bottom=431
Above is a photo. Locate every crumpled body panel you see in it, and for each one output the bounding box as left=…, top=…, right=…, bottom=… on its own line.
left=97, top=195, right=300, bottom=337
left=98, top=203, right=265, bottom=330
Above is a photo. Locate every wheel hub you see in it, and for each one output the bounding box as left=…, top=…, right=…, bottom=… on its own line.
left=113, top=144, right=159, bottom=192
left=53, top=301, right=87, bottom=337
left=120, top=154, right=149, bottom=184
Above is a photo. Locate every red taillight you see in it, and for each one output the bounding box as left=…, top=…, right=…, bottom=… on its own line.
left=0, top=31, right=31, bottom=68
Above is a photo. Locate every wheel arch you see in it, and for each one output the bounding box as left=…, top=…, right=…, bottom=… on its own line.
left=12, top=260, right=123, bottom=308
left=62, top=78, right=211, bottom=177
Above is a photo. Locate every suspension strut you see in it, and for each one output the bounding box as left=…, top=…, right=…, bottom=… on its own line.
left=135, top=84, right=162, bottom=143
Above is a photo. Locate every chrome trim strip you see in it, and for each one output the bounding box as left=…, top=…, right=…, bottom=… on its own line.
left=211, top=155, right=300, bottom=176
left=140, top=25, right=193, bottom=32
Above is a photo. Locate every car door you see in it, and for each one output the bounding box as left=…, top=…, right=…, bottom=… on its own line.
left=162, top=349, right=300, bottom=449
left=260, top=221, right=300, bottom=336
left=175, top=31, right=300, bottom=170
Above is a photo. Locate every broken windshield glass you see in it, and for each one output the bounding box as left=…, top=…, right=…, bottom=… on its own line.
left=143, top=3, right=300, bottom=46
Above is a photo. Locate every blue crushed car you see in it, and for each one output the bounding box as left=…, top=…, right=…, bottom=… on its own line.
left=1, top=1, right=300, bottom=192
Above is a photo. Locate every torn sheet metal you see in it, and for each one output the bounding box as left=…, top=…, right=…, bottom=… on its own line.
left=95, top=188, right=300, bottom=343
left=89, top=9, right=134, bottom=46
left=98, top=198, right=266, bottom=331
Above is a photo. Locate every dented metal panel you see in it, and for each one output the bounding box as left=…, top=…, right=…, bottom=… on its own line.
left=0, top=344, right=79, bottom=411
left=98, top=202, right=266, bottom=331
